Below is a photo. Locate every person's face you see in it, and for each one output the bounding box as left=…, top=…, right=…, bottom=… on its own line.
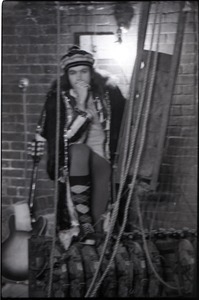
left=68, top=65, right=91, bottom=89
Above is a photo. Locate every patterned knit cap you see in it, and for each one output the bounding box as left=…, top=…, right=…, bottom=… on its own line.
left=61, top=46, right=94, bottom=71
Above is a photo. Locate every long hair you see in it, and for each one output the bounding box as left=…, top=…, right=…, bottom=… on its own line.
left=48, top=66, right=117, bottom=99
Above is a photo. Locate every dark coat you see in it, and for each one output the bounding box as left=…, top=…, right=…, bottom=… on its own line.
left=41, top=70, right=126, bottom=181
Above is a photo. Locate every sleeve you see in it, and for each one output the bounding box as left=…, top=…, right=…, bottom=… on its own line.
left=41, top=89, right=62, bottom=180
left=66, top=107, right=92, bottom=142
left=108, top=85, right=126, bottom=163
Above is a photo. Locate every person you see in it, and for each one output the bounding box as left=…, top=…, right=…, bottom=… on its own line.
left=35, top=46, right=125, bottom=250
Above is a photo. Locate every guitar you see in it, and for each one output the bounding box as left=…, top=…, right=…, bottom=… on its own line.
left=2, top=140, right=47, bottom=282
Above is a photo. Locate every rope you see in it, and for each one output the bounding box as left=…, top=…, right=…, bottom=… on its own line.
left=134, top=2, right=187, bottom=292
left=84, top=4, right=151, bottom=297
left=87, top=3, right=161, bottom=297
left=22, top=83, right=29, bottom=201
left=47, top=2, right=61, bottom=297
left=193, top=2, right=198, bottom=128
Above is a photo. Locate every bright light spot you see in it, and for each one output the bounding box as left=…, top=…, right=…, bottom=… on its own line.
left=140, top=61, right=145, bottom=69
left=110, top=41, right=137, bottom=71
left=79, top=34, right=137, bottom=73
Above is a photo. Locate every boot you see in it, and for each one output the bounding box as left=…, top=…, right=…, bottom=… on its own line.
left=70, top=175, right=95, bottom=244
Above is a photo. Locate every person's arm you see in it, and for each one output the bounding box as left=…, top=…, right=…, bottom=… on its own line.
left=64, top=80, right=93, bottom=142
left=108, top=85, right=126, bottom=162
left=66, top=107, right=92, bottom=142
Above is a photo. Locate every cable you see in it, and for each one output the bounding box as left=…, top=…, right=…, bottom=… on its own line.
left=47, top=1, right=61, bottom=297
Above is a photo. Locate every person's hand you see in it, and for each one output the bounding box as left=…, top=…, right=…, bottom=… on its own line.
left=28, top=138, right=45, bottom=161
left=74, top=80, right=90, bottom=110
left=35, top=133, right=46, bottom=142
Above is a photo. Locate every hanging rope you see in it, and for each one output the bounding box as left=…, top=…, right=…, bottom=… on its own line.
left=19, top=78, right=29, bottom=202
left=85, top=2, right=152, bottom=297
left=92, top=1, right=185, bottom=294
left=86, top=2, right=161, bottom=297
left=47, top=1, right=61, bottom=297
left=133, top=1, right=189, bottom=293
left=193, top=2, right=198, bottom=128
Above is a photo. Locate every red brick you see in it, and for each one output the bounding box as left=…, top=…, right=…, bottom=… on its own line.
left=11, top=178, right=26, bottom=186
left=25, top=84, right=49, bottom=94
left=182, top=44, right=196, bottom=54
left=181, top=105, right=196, bottom=115
left=29, top=44, right=56, bottom=54
left=36, top=180, right=54, bottom=190
left=2, top=150, right=22, bottom=159
left=170, top=105, right=182, bottom=116
left=176, top=75, right=195, bottom=85
left=59, top=34, right=74, bottom=45
left=2, top=132, right=25, bottom=142
left=168, top=137, right=197, bottom=148
left=7, top=65, right=30, bottom=74
left=29, top=65, right=57, bottom=75
left=29, top=65, right=46, bottom=74
left=181, top=54, right=195, bottom=64
left=17, top=187, right=28, bottom=197
left=2, top=160, right=11, bottom=168
left=2, top=169, right=24, bottom=177
left=7, top=187, right=18, bottom=196
left=12, top=197, right=27, bottom=204
left=38, top=55, right=58, bottom=64
left=11, top=142, right=25, bottom=150
left=179, top=64, right=195, bottom=74
left=168, top=115, right=196, bottom=126
left=26, top=55, right=39, bottom=64
left=164, top=146, right=197, bottom=157
left=181, top=127, right=197, bottom=136
left=30, top=35, right=57, bottom=45
left=2, top=114, right=23, bottom=124
left=3, top=44, right=30, bottom=54
left=2, top=84, right=26, bottom=94
left=182, top=85, right=196, bottom=95
left=2, top=54, right=26, bottom=64
left=2, top=141, right=10, bottom=150
left=2, top=26, right=16, bottom=35
left=172, top=94, right=195, bottom=105
left=1, top=196, right=13, bottom=205
left=3, top=122, right=24, bottom=132
left=167, top=126, right=181, bottom=136
left=173, top=85, right=183, bottom=95
left=11, top=161, right=26, bottom=169
left=158, top=13, right=179, bottom=23
left=160, top=23, right=178, bottom=34
left=174, top=164, right=196, bottom=175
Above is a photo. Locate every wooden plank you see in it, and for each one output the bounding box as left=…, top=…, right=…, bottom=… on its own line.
left=128, top=50, right=172, bottom=180
left=150, top=1, right=188, bottom=190
left=114, top=2, right=151, bottom=184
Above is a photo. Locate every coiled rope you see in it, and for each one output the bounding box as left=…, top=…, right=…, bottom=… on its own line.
left=47, top=1, right=61, bottom=297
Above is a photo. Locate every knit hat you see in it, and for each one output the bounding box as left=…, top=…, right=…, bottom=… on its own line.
left=61, top=46, right=94, bottom=71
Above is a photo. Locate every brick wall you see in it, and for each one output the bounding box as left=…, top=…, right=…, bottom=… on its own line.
left=2, top=1, right=198, bottom=238
left=157, top=2, right=198, bottom=229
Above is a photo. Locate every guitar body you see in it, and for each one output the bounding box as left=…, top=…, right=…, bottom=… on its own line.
left=2, top=214, right=47, bottom=282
